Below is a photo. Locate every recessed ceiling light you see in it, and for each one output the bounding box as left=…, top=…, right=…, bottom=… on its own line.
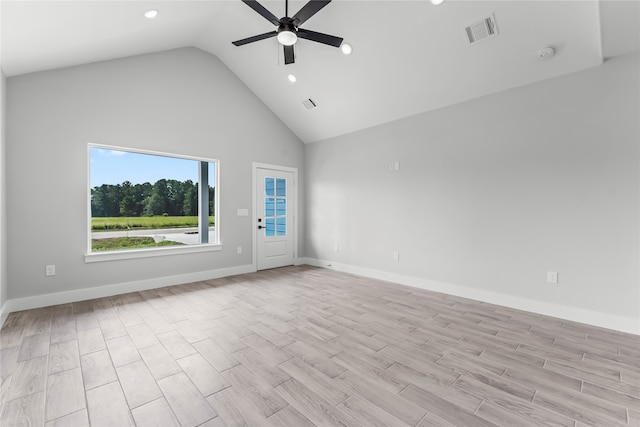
left=288, top=74, right=297, bottom=83
left=341, top=43, right=352, bottom=55
left=430, top=0, right=445, bottom=5
left=144, top=9, right=159, bottom=19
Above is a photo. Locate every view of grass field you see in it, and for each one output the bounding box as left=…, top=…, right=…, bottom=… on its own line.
left=91, top=216, right=215, bottom=231
left=91, top=237, right=185, bottom=251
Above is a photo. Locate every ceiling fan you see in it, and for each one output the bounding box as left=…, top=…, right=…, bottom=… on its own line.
left=232, top=0, right=344, bottom=65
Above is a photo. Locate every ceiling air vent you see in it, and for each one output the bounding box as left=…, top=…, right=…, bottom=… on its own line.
left=302, top=98, right=317, bottom=110
left=465, top=14, right=498, bottom=44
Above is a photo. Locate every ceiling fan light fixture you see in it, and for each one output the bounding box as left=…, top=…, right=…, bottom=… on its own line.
left=277, top=23, right=298, bottom=46
left=277, top=31, right=297, bottom=46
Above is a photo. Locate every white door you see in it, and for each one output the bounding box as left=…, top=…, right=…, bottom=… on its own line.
left=256, top=167, right=295, bottom=270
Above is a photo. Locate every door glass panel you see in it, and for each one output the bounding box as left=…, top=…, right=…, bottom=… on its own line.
left=265, top=198, right=275, bottom=217
left=265, top=178, right=274, bottom=196
left=263, top=176, right=287, bottom=238
left=265, top=218, right=275, bottom=237
left=276, top=198, right=286, bottom=216
left=276, top=217, right=286, bottom=236
left=276, top=178, right=286, bottom=196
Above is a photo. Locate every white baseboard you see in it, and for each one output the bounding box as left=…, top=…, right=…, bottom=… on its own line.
left=0, top=301, right=8, bottom=329
left=3, top=259, right=637, bottom=335
left=300, top=257, right=640, bottom=335
left=1, top=264, right=255, bottom=326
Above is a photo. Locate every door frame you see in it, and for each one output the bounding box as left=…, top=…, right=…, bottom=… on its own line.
left=252, top=162, right=299, bottom=271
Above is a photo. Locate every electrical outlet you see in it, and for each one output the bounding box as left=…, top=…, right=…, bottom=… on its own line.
left=237, top=246, right=242, bottom=255
left=334, top=244, right=339, bottom=252
left=547, top=271, right=558, bottom=284
left=45, top=265, right=56, bottom=277
left=389, top=162, right=394, bottom=171
left=393, top=252, right=400, bottom=261
left=394, top=161, right=400, bottom=171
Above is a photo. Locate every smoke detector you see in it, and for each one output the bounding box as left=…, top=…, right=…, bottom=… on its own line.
left=465, top=14, right=498, bottom=44
left=538, top=47, right=556, bottom=60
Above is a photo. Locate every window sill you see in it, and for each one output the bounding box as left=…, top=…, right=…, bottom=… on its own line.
left=85, top=243, right=222, bottom=263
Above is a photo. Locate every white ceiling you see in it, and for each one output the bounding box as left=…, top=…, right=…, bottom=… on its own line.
left=2, top=0, right=639, bottom=143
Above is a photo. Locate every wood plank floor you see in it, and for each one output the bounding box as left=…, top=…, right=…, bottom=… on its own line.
left=1, top=265, right=638, bottom=426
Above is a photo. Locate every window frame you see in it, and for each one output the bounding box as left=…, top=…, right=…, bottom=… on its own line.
left=85, top=143, right=221, bottom=263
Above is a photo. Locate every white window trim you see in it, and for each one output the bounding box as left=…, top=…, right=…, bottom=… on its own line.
left=86, top=143, right=220, bottom=263
left=84, top=243, right=222, bottom=263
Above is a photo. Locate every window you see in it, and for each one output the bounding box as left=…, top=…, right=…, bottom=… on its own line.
left=86, top=145, right=219, bottom=262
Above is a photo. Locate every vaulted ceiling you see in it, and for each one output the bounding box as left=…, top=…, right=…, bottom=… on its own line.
left=2, top=1, right=639, bottom=143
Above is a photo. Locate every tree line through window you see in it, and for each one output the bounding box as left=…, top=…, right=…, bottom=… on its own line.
left=91, top=180, right=214, bottom=219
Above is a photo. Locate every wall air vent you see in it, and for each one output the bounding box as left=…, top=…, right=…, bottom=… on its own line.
left=465, top=14, right=498, bottom=44
left=302, top=98, right=317, bottom=110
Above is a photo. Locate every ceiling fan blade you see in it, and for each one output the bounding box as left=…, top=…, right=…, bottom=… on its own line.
left=291, top=0, right=331, bottom=26
left=284, top=45, right=295, bottom=64
left=241, top=0, right=280, bottom=26
left=232, top=31, right=277, bottom=46
left=297, top=28, right=343, bottom=47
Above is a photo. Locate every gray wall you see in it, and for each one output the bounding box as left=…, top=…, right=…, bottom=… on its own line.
left=7, top=47, right=304, bottom=300
left=1, top=69, right=6, bottom=314
left=305, top=52, right=639, bottom=321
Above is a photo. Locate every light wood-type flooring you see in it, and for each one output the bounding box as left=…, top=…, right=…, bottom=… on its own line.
left=0, top=265, right=638, bottom=426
